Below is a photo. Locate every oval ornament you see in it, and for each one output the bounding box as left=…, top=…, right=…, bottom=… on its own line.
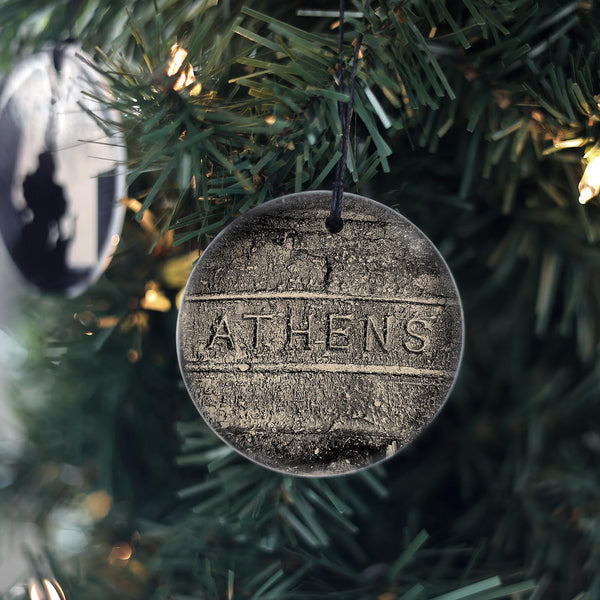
left=0, top=44, right=126, bottom=295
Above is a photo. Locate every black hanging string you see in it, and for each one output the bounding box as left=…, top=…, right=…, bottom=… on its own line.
left=326, top=0, right=371, bottom=234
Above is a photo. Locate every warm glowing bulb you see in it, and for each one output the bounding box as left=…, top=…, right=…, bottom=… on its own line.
left=109, top=543, right=133, bottom=563
left=43, top=579, right=66, bottom=600
left=579, top=154, right=600, bottom=204
left=167, top=45, right=188, bottom=77
left=141, top=285, right=172, bottom=312
left=84, top=489, right=113, bottom=520
left=167, top=44, right=198, bottom=92
left=29, top=582, right=43, bottom=600
left=579, top=185, right=595, bottom=204
left=189, top=82, right=202, bottom=96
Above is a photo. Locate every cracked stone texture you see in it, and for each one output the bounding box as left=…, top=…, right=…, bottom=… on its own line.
left=177, top=191, right=464, bottom=476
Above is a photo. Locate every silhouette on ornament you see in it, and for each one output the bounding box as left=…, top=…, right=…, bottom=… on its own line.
left=15, top=150, right=73, bottom=289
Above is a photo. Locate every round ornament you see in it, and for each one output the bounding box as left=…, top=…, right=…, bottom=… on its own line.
left=0, top=44, right=126, bottom=296
left=177, top=192, right=464, bottom=476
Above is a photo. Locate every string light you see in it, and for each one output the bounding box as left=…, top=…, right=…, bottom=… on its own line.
left=578, top=152, right=600, bottom=204
left=28, top=582, right=42, bottom=600
left=140, top=282, right=172, bottom=312
left=83, top=490, right=113, bottom=520
left=127, top=349, right=141, bottom=363
left=167, top=44, right=202, bottom=96
left=29, top=579, right=66, bottom=600
left=109, top=542, right=133, bottom=564
left=43, top=579, right=66, bottom=600
left=120, top=197, right=174, bottom=252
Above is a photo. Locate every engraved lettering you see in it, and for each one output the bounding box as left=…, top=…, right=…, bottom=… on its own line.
left=242, top=313, right=275, bottom=348
left=203, top=308, right=445, bottom=354
left=207, top=315, right=235, bottom=349
left=364, top=315, right=392, bottom=352
left=327, top=314, right=353, bottom=350
left=403, top=317, right=436, bottom=353
left=288, top=314, right=313, bottom=349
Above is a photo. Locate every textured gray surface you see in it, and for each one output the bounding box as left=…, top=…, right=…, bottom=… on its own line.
left=177, top=192, right=464, bottom=476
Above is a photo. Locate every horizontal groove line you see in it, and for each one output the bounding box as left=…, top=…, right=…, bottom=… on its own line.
left=186, top=291, right=456, bottom=306
left=186, top=362, right=454, bottom=377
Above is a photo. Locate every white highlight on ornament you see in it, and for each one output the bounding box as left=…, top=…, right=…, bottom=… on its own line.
left=0, top=58, right=53, bottom=214
left=579, top=154, right=600, bottom=204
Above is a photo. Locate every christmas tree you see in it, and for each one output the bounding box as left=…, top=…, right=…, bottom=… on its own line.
left=1, top=1, right=599, bottom=598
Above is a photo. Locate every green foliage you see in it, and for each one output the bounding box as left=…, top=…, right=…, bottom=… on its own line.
left=97, top=2, right=390, bottom=244
left=3, top=220, right=187, bottom=509
left=75, top=0, right=600, bottom=244
left=0, top=0, right=226, bottom=68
